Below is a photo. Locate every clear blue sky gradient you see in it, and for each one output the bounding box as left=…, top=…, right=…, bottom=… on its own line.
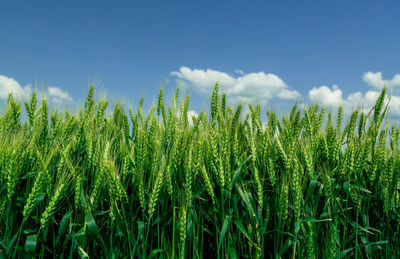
left=1, top=0, right=399, bottom=109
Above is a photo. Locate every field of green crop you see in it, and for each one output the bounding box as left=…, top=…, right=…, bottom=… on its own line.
left=0, top=85, right=399, bottom=258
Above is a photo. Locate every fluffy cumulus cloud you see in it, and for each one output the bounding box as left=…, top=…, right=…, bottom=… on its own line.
left=0, top=75, right=33, bottom=100
left=308, top=71, right=400, bottom=117
left=309, top=85, right=344, bottom=108
left=169, top=67, right=400, bottom=119
left=362, top=71, right=400, bottom=89
left=171, top=67, right=400, bottom=118
left=0, top=75, right=73, bottom=104
left=171, top=66, right=300, bottom=105
left=47, top=86, right=73, bottom=103
left=308, top=85, right=400, bottom=117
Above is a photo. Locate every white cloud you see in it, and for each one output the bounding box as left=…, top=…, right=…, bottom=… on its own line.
left=171, top=66, right=300, bottom=105
left=0, top=75, right=32, bottom=100
left=310, top=71, right=400, bottom=115
left=362, top=71, right=400, bottom=89
left=309, top=85, right=344, bottom=108
left=388, top=95, right=400, bottom=116
left=171, top=68, right=400, bottom=119
left=47, top=86, right=73, bottom=102
left=0, top=75, right=73, bottom=104
left=277, top=88, right=301, bottom=99
left=308, top=85, right=400, bottom=117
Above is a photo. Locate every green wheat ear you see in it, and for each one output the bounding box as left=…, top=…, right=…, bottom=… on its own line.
left=7, top=151, right=18, bottom=201
left=279, top=180, right=289, bottom=222
left=157, top=87, right=163, bottom=116
left=85, top=85, right=95, bottom=113
left=179, top=204, right=187, bottom=259
left=40, top=183, right=65, bottom=230
left=211, top=83, right=219, bottom=122
left=373, top=87, right=387, bottom=126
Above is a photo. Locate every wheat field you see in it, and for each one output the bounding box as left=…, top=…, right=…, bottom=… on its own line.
left=0, top=85, right=399, bottom=258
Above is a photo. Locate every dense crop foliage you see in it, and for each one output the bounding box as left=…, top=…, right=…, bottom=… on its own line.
left=0, top=85, right=400, bottom=258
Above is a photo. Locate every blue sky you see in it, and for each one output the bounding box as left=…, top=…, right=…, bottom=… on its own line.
left=1, top=0, right=400, bottom=116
